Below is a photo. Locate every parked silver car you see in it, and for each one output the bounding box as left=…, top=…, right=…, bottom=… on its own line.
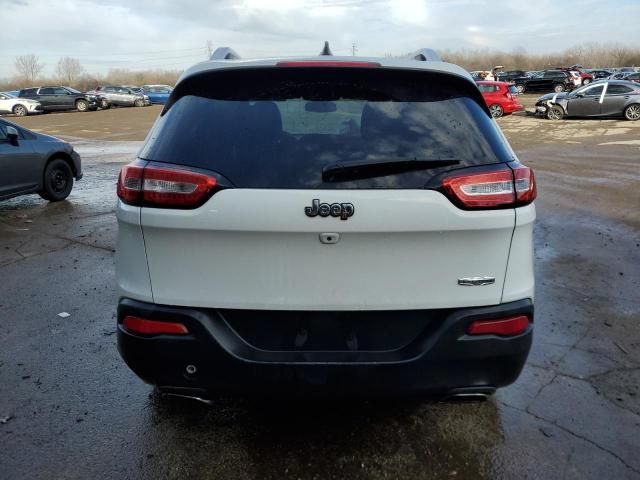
left=535, top=80, right=640, bottom=120
left=0, top=119, right=82, bottom=201
left=86, top=85, right=150, bottom=109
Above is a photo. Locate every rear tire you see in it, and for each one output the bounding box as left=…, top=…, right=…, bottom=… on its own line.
left=546, top=105, right=564, bottom=120
left=41, top=158, right=73, bottom=202
left=582, top=78, right=591, bottom=85
left=516, top=84, right=525, bottom=94
left=624, top=104, right=640, bottom=121
left=489, top=104, right=504, bottom=118
left=13, top=104, right=28, bottom=116
left=76, top=99, right=88, bottom=112
left=101, top=99, right=110, bottom=109
left=134, top=98, right=144, bottom=107
left=553, top=84, right=565, bottom=93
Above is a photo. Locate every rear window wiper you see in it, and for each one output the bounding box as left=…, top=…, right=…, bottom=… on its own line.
left=322, top=158, right=460, bottom=182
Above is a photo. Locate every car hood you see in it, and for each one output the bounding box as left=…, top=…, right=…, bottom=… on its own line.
left=34, top=131, right=70, bottom=145
left=537, top=92, right=570, bottom=103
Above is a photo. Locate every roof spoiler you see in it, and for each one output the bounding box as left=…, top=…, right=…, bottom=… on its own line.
left=409, top=48, right=441, bottom=62
left=210, top=47, right=241, bottom=60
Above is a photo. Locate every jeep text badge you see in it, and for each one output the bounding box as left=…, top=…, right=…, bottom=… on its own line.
left=305, top=199, right=355, bottom=220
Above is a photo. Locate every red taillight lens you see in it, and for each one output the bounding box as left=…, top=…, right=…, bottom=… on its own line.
left=513, top=165, right=537, bottom=205
left=467, top=315, right=530, bottom=337
left=122, top=315, right=189, bottom=336
left=117, top=162, right=218, bottom=208
left=142, top=165, right=217, bottom=207
left=442, top=165, right=536, bottom=209
left=276, top=61, right=381, bottom=68
left=442, top=167, right=515, bottom=209
left=117, top=163, right=144, bottom=204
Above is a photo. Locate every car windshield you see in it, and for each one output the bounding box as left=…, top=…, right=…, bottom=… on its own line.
left=1, top=92, right=16, bottom=98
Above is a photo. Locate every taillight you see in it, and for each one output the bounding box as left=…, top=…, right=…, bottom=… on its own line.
left=441, top=164, right=536, bottom=209
left=276, top=61, right=381, bottom=68
left=117, top=161, right=218, bottom=208
left=513, top=165, right=537, bottom=205
left=467, top=315, right=530, bottom=337
left=122, top=315, right=189, bottom=336
left=117, top=162, right=144, bottom=204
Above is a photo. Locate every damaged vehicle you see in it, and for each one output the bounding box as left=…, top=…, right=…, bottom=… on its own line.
left=535, top=80, right=640, bottom=121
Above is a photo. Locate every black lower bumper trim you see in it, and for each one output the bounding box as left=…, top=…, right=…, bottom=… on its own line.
left=117, top=298, right=533, bottom=397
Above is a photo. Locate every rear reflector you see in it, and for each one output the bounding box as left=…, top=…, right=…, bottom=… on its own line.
left=467, top=315, right=530, bottom=337
left=122, top=315, right=189, bottom=336
left=276, top=61, right=381, bottom=68
left=117, top=161, right=218, bottom=208
left=442, top=164, right=536, bottom=209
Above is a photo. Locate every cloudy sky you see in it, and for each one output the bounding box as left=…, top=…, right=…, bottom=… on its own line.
left=1, top=0, right=638, bottom=78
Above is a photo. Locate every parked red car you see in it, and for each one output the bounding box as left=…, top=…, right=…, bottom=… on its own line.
left=557, top=66, right=594, bottom=85
left=476, top=81, right=524, bottom=118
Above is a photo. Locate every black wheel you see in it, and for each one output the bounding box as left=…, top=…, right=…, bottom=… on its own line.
left=76, top=99, right=89, bottom=112
left=582, top=78, right=591, bottom=85
left=624, top=104, right=640, bottom=121
left=516, top=84, right=525, bottom=94
left=12, top=104, right=28, bottom=116
left=553, top=84, right=565, bottom=93
left=101, top=99, right=110, bottom=109
left=489, top=104, right=504, bottom=118
left=546, top=105, right=564, bottom=120
left=41, top=158, right=73, bottom=202
left=134, top=98, right=144, bottom=107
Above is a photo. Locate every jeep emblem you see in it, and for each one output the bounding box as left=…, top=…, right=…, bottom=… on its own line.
left=305, top=199, right=354, bottom=220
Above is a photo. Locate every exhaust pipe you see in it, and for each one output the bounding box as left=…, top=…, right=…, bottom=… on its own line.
left=161, top=392, right=214, bottom=406
left=442, top=392, right=489, bottom=403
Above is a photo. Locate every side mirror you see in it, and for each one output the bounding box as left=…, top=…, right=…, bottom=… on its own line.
left=6, top=126, right=19, bottom=146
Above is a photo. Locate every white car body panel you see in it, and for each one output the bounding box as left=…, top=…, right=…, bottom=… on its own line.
left=129, top=190, right=520, bottom=310
left=502, top=204, right=535, bottom=303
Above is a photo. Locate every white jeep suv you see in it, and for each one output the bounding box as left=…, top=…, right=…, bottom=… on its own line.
left=115, top=47, right=536, bottom=401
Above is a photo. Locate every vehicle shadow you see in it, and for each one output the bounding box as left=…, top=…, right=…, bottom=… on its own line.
left=139, top=392, right=504, bottom=480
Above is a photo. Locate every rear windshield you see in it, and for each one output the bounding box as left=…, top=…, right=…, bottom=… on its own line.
left=140, top=68, right=513, bottom=189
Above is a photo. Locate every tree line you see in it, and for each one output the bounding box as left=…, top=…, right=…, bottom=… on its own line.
left=2, top=54, right=181, bottom=92
left=440, top=43, right=640, bottom=72
left=2, top=43, right=638, bottom=92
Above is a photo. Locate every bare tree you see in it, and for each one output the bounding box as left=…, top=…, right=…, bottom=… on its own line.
left=56, top=57, right=83, bottom=85
left=14, top=54, right=44, bottom=84
left=206, top=40, right=214, bottom=58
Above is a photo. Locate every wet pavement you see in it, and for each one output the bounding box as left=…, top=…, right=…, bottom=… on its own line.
left=1, top=107, right=639, bottom=479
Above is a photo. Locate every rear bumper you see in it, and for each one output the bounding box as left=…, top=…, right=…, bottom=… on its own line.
left=504, top=102, right=524, bottom=114
left=117, top=298, right=533, bottom=398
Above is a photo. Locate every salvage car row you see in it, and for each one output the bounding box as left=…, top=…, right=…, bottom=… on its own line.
left=0, top=84, right=173, bottom=116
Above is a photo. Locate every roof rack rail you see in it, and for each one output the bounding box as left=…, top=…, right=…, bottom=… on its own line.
left=410, top=48, right=441, bottom=62
left=210, top=47, right=241, bottom=60
left=319, top=41, right=333, bottom=56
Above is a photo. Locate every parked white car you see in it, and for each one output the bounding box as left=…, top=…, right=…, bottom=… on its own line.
left=0, top=92, right=43, bottom=116
left=569, top=71, right=582, bottom=87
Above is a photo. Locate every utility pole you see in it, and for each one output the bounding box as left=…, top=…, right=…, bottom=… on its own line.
left=352, top=43, right=358, bottom=56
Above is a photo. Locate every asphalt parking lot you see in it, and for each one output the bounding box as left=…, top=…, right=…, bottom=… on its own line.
left=1, top=99, right=639, bottom=479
